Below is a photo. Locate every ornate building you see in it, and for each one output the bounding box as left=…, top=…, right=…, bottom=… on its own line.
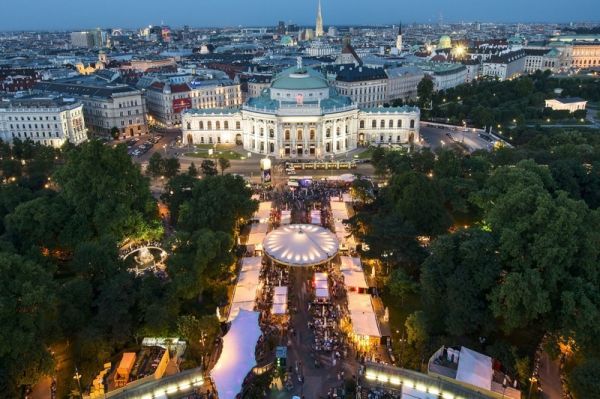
left=315, top=0, right=324, bottom=38
left=181, top=59, right=420, bottom=159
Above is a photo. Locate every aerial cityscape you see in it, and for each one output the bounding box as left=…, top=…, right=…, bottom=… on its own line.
left=1, top=1, right=600, bottom=399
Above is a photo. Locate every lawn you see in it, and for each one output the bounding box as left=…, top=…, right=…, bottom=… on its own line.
left=354, top=147, right=376, bottom=160
left=184, top=144, right=243, bottom=160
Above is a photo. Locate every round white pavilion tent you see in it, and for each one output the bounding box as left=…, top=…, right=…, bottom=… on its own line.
left=262, top=224, right=339, bottom=267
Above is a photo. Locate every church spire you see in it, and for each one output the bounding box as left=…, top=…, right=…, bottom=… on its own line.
left=315, top=0, right=324, bottom=37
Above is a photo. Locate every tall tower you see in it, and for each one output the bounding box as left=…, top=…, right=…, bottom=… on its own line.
left=396, top=22, right=403, bottom=52
left=315, top=0, right=324, bottom=37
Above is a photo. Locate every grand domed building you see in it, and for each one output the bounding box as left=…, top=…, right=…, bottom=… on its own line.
left=181, top=59, right=420, bottom=158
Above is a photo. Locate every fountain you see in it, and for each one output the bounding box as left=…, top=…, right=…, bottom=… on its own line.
left=134, top=246, right=156, bottom=270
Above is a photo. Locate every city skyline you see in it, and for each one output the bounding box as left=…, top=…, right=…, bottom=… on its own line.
left=1, top=0, right=599, bottom=31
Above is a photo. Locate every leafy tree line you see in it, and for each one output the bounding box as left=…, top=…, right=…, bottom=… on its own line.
left=0, top=139, right=256, bottom=396
left=350, top=128, right=600, bottom=396
left=416, top=71, right=600, bottom=128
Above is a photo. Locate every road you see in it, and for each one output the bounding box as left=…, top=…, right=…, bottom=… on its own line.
left=419, top=125, right=493, bottom=152
left=538, top=351, right=563, bottom=399
left=122, top=124, right=494, bottom=184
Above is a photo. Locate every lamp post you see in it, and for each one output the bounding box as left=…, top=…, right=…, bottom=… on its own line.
left=527, top=375, right=537, bottom=399
left=73, top=367, right=83, bottom=399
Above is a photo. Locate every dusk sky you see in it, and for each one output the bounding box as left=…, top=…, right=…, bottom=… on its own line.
left=1, top=0, right=598, bottom=30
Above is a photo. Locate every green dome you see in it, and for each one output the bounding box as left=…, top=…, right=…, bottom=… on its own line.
left=280, top=35, right=294, bottom=46
left=439, top=35, right=452, bottom=49
left=271, top=66, right=329, bottom=90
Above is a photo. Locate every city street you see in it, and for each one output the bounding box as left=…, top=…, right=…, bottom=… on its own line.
left=419, top=125, right=493, bottom=152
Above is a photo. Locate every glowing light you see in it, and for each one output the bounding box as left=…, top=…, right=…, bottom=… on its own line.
left=390, top=376, right=401, bottom=385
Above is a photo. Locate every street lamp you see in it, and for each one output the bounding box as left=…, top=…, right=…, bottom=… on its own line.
left=74, top=367, right=83, bottom=399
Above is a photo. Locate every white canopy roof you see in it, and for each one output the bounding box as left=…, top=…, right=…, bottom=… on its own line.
left=340, top=257, right=368, bottom=289
left=252, top=202, right=271, bottom=222
left=314, top=272, right=329, bottom=298
left=456, top=347, right=493, bottom=391
left=212, top=310, right=262, bottom=399
left=280, top=210, right=291, bottom=225
left=228, top=262, right=261, bottom=322
left=263, top=224, right=339, bottom=267
left=347, top=292, right=381, bottom=337
left=241, top=257, right=262, bottom=272
left=310, top=210, right=321, bottom=225
left=272, top=286, right=288, bottom=315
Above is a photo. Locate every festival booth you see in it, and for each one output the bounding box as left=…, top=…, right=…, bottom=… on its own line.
left=252, top=201, right=272, bottom=223
left=280, top=210, right=292, bottom=225
left=211, top=310, right=262, bottom=399
left=271, top=286, right=289, bottom=317
left=346, top=292, right=381, bottom=351
left=228, top=258, right=262, bottom=322
left=314, top=272, right=330, bottom=302
left=246, top=223, right=268, bottom=255
left=310, top=209, right=321, bottom=225
left=340, top=256, right=369, bottom=293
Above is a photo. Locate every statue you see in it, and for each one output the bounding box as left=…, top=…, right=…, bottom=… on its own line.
left=296, top=56, right=303, bottom=70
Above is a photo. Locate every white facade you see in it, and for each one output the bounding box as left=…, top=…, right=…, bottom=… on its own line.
left=0, top=97, right=87, bottom=148
left=482, top=51, right=526, bottom=81
left=385, top=66, right=424, bottom=102
left=419, top=64, right=468, bottom=91
left=145, top=80, right=242, bottom=128
left=332, top=78, right=387, bottom=108
left=181, top=64, right=419, bottom=159
left=545, top=98, right=587, bottom=113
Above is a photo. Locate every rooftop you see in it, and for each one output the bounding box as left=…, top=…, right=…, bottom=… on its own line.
left=271, top=66, right=329, bottom=90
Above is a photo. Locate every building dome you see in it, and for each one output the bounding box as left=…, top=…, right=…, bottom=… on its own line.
left=280, top=35, right=294, bottom=46
left=271, top=66, right=329, bottom=90
left=439, top=35, right=452, bottom=49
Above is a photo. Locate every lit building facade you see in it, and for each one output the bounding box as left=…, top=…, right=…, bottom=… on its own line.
left=0, top=96, right=88, bottom=147
left=182, top=61, right=420, bottom=158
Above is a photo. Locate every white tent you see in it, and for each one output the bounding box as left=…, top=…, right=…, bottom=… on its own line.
left=342, top=193, right=353, bottom=203
left=310, top=210, right=321, bottom=225
left=272, top=286, right=288, bottom=315
left=212, top=310, right=262, bottom=399
left=252, top=202, right=271, bottom=222
left=347, top=292, right=381, bottom=337
left=263, top=224, right=339, bottom=267
left=228, top=261, right=261, bottom=322
left=241, top=257, right=262, bottom=272
left=314, top=272, right=329, bottom=299
left=456, top=347, right=493, bottom=391
left=247, top=223, right=268, bottom=246
left=340, top=256, right=368, bottom=289
left=280, top=210, right=292, bottom=225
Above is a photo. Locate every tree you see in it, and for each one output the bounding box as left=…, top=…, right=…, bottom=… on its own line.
left=218, top=157, right=231, bottom=175
left=568, top=358, right=600, bottom=399
left=147, top=152, right=164, bottom=178
left=477, top=161, right=600, bottom=345
left=177, top=175, right=257, bottom=234
left=110, top=127, right=120, bottom=140
left=350, top=178, right=374, bottom=204
left=417, top=77, right=434, bottom=109
left=52, top=140, right=162, bottom=244
left=200, top=159, right=218, bottom=176
left=388, top=267, right=418, bottom=303
left=0, top=252, right=57, bottom=393
left=405, top=311, right=428, bottom=347
left=187, top=162, right=199, bottom=177
left=384, top=171, right=452, bottom=237
left=163, top=157, right=180, bottom=179
left=420, top=228, right=501, bottom=337
left=161, top=174, right=197, bottom=226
